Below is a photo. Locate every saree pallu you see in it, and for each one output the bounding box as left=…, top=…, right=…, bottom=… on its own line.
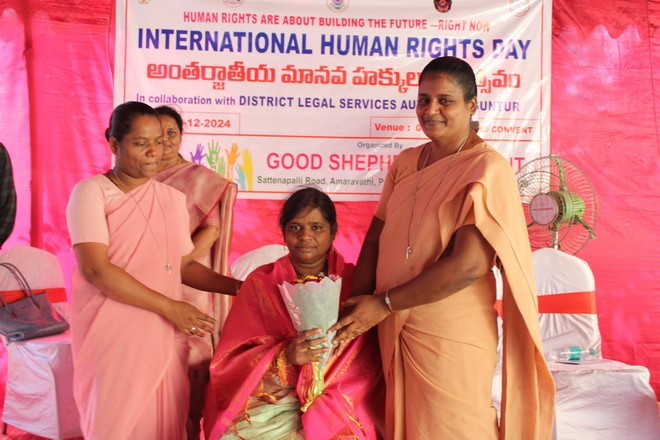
left=154, top=162, right=237, bottom=436
left=67, top=176, right=194, bottom=439
left=153, top=161, right=237, bottom=332
left=204, top=251, right=384, bottom=440
left=375, top=143, right=554, bottom=440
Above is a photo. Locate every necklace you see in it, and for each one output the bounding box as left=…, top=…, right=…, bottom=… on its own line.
left=294, top=264, right=328, bottom=280
left=405, top=133, right=470, bottom=259
left=111, top=169, right=172, bottom=274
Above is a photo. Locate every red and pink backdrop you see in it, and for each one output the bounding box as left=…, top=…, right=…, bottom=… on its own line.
left=1, top=0, right=659, bottom=392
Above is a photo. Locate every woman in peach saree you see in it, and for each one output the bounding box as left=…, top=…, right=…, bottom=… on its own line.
left=330, top=57, right=555, bottom=439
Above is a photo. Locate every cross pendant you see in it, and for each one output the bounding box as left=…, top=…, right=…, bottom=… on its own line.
left=165, top=262, right=172, bottom=274
left=406, top=246, right=412, bottom=259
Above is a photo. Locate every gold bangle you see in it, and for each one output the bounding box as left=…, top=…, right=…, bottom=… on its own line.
left=384, top=290, right=394, bottom=314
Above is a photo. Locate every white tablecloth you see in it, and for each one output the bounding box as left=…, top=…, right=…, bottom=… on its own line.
left=492, top=360, right=660, bottom=440
left=3, top=331, right=81, bottom=439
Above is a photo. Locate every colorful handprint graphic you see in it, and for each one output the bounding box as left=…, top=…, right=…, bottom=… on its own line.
left=239, top=149, right=253, bottom=191
left=206, top=139, right=220, bottom=172
left=190, top=143, right=205, bottom=164
left=193, top=139, right=253, bottom=191
left=225, top=143, right=240, bottom=182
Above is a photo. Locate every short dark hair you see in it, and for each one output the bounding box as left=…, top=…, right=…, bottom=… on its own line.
left=154, top=105, right=184, bottom=133
left=419, top=56, right=477, bottom=102
left=105, top=101, right=157, bottom=142
left=279, top=187, right=337, bottom=236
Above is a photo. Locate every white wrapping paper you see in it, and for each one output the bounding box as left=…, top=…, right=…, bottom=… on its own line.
left=278, top=274, right=342, bottom=411
left=278, top=275, right=342, bottom=368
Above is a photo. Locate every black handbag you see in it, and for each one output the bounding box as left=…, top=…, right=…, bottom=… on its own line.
left=0, top=261, right=69, bottom=342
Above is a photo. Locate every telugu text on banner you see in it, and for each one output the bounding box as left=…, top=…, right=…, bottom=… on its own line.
left=114, top=0, right=552, bottom=200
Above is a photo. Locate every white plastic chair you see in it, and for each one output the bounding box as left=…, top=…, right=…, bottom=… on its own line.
left=533, top=247, right=601, bottom=357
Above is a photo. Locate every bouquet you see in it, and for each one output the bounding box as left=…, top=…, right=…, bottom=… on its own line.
left=278, top=273, right=342, bottom=411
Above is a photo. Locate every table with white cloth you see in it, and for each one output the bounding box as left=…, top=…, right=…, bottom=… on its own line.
left=550, top=359, right=660, bottom=440
left=2, top=330, right=82, bottom=439
left=492, top=359, right=660, bottom=440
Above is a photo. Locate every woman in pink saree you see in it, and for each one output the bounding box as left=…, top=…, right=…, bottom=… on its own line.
left=204, top=187, right=384, bottom=439
left=330, top=57, right=555, bottom=439
left=66, top=102, right=241, bottom=439
left=153, top=105, right=237, bottom=439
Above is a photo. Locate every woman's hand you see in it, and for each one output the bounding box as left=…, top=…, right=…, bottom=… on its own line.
left=164, top=300, right=216, bottom=337
left=285, top=328, right=329, bottom=366
left=328, top=294, right=390, bottom=349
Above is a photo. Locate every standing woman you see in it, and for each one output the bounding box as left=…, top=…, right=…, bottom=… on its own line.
left=329, top=56, right=555, bottom=439
left=66, top=101, right=241, bottom=439
left=153, top=105, right=237, bottom=439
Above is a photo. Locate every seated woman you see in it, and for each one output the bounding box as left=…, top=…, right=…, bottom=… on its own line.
left=203, top=187, right=384, bottom=440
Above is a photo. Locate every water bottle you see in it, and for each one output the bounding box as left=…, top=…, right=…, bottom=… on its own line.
left=545, top=346, right=597, bottom=362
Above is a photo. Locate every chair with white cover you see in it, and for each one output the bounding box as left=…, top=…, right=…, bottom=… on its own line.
left=0, top=245, right=81, bottom=439
left=492, top=248, right=660, bottom=439
left=532, top=248, right=660, bottom=440
left=533, top=247, right=601, bottom=357
left=230, top=244, right=290, bottom=281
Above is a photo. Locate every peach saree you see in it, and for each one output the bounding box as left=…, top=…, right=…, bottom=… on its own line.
left=374, top=143, right=555, bottom=439
left=66, top=176, right=194, bottom=439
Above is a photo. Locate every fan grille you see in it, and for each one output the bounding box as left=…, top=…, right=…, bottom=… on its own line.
left=517, top=155, right=597, bottom=255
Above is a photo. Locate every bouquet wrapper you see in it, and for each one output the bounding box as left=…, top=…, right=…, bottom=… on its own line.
left=278, top=275, right=342, bottom=411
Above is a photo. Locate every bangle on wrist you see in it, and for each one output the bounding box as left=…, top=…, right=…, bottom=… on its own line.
left=383, top=289, right=394, bottom=314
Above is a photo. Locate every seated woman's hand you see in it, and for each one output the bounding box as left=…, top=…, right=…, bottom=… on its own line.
left=328, top=294, right=390, bottom=350
left=286, top=328, right=329, bottom=366
left=165, top=300, right=216, bottom=337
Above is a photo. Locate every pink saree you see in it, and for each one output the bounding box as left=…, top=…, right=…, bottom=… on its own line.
left=204, top=251, right=384, bottom=440
left=66, top=176, right=194, bottom=439
left=153, top=161, right=237, bottom=437
left=153, top=161, right=237, bottom=328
